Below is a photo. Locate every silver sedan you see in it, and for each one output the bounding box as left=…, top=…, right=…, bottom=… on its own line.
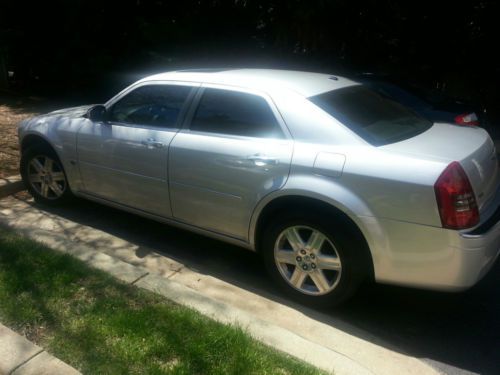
left=17, top=69, right=500, bottom=306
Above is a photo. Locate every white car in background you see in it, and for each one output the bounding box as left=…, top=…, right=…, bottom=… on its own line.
left=17, top=69, right=500, bottom=306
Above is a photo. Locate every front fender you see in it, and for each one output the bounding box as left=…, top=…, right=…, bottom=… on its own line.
left=20, top=114, right=88, bottom=191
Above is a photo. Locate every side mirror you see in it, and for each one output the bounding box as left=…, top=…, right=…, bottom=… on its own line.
left=87, top=105, right=107, bottom=122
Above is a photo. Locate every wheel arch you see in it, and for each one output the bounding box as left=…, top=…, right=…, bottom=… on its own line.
left=250, top=192, right=376, bottom=280
left=20, top=132, right=79, bottom=193
left=21, top=133, right=58, bottom=155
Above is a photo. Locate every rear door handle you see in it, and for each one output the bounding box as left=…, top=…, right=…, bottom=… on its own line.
left=247, top=154, right=279, bottom=166
left=141, top=138, right=164, bottom=149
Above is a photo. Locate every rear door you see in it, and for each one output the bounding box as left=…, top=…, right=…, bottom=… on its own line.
left=77, top=82, right=197, bottom=217
left=168, top=85, right=293, bottom=240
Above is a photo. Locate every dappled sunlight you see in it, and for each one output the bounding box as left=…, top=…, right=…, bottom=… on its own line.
left=1, top=195, right=383, bottom=362
left=1, top=195, right=188, bottom=280
left=2, top=194, right=499, bottom=374
left=0, top=228, right=318, bottom=374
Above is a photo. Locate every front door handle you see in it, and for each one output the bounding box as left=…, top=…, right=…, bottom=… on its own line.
left=247, top=154, right=279, bottom=166
left=141, top=138, right=164, bottom=149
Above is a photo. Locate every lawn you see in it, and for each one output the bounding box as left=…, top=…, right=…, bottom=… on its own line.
left=0, top=227, right=323, bottom=375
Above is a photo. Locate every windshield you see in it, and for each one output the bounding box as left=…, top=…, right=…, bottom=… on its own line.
left=309, top=85, right=433, bottom=146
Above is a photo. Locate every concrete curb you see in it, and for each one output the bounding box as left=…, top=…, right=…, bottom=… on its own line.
left=7, top=226, right=366, bottom=375
left=0, top=175, right=24, bottom=199
left=0, top=324, right=80, bottom=375
left=0, top=197, right=442, bottom=375
left=136, top=272, right=373, bottom=375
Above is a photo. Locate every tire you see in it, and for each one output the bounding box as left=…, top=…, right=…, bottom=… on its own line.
left=261, top=212, right=369, bottom=308
left=20, top=144, right=73, bottom=205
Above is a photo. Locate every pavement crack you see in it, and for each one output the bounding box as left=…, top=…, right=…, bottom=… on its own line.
left=8, top=348, right=44, bottom=375
left=130, top=272, right=149, bottom=285
left=166, top=266, right=185, bottom=279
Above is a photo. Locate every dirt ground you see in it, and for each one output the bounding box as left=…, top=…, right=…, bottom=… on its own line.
left=0, top=94, right=69, bottom=178
left=0, top=96, right=40, bottom=178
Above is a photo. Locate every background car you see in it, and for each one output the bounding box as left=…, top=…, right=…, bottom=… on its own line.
left=17, top=69, right=500, bottom=306
left=354, top=73, right=490, bottom=129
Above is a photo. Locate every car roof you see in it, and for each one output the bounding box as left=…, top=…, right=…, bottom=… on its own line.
left=138, top=69, right=357, bottom=97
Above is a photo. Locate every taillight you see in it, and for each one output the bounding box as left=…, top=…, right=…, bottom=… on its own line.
left=434, top=162, right=479, bottom=229
left=454, top=112, right=479, bottom=126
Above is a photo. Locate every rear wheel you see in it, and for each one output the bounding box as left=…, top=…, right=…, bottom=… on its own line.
left=262, top=213, right=369, bottom=307
left=20, top=145, right=73, bottom=205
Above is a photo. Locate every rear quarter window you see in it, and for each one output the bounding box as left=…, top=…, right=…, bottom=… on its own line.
left=309, top=85, right=433, bottom=146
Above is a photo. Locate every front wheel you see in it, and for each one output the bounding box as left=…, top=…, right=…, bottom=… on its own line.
left=262, top=214, right=368, bottom=307
left=20, top=145, right=73, bottom=205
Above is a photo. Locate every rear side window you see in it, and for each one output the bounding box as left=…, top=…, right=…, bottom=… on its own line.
left=309, top=86, right=432, bottom=145
left=190, top=88, right=284, bottom=138
left=109, top=85, right=192, bottom=127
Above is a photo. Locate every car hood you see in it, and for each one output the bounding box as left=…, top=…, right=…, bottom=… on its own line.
left=47, top=104, right=95, bottom=118
left=381, top=123, right=499, bottom=211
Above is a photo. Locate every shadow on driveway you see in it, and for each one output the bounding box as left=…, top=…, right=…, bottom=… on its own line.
left=23, top=196, right=500, bottom=375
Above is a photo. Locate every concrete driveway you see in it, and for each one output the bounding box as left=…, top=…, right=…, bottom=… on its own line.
left=1, top=194, right=499, bottom=375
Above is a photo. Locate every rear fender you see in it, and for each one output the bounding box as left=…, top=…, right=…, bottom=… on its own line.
left=249, top=174, right=389, bottom=275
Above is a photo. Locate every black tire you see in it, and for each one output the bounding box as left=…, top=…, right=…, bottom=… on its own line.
left=20, top=144, right=73, bottom=205
left=261, top=212, right=370, bottom=308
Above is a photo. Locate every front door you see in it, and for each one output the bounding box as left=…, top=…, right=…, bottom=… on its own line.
left=169, top=86, right=293, bottom=240
left=77, top=82, right=196, bottom=217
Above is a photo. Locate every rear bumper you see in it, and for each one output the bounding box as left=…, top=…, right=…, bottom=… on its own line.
left=454, top=204, right=500, bottom=289
left=361, top=201, right=500, bottom=291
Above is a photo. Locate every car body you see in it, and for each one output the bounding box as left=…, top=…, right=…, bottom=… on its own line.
left=17, top=69, right=500, bottom=305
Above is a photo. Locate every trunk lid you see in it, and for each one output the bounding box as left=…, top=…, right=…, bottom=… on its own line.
left=381, top=123, right=499, bottom=211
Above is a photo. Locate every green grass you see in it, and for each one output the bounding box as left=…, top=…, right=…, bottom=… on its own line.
left=0, top=227, right=323, bottom=375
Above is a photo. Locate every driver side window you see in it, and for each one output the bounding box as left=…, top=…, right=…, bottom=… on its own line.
left=109, top=84, right=192, bottom=128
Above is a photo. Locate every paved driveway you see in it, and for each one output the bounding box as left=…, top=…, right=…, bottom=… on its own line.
left=5, top=195, right=500, bottom=375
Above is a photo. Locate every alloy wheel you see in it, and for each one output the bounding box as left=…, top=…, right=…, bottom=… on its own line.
left=27, top=155, right=67, bottom=200
left=274, top=225, right=342, bottom=295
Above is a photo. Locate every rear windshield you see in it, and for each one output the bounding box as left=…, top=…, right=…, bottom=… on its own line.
left=309, top=85, right=433, bottom=146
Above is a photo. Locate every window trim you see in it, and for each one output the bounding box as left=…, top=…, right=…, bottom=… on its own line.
left=104, top=81, right=200, bottom=130
left=181, top=83, right=292, bottom=140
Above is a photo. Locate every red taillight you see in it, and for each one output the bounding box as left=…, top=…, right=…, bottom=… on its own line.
left=434, top=162, right=479, bottom=229
left=454, top=112, right=479, bottom=126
